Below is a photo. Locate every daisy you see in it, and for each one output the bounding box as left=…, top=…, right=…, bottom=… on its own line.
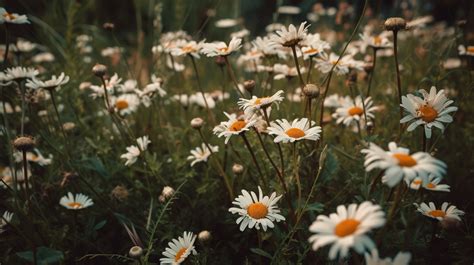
left=414, top=202, right=464, bottom=221
left=26, top=72, right=70, bottom=91
left=359, top=32, right=392, bottom=53
left=31, top=52, right=55, bottom=63
left=364, top=249, right=411, bottom=265
left=135, top=76, right=166, bottom=107
left=308, top=201, right=386, bottom=260
left=187, top=143, right=219, bottom=167
left=113, top=94, right=140, bottom=115
left=215, top=18, right=239, bottom=28
left=400, top=86, right=457, bottom=139
left=228, top=186, right=285, bottom=231
left=332, top=96, right=378, bottom=127
left=324, top=94, right=343, bottom=108
left=361, top=142, right=447, bottom=187
left=201, top=37, right=242, bottom=57
left=458, top=45, right=474, bottom=56
left=252, top=36, right=283, bottom=57
left=89, top=73, right=122, bottom=99
left=267, top=118, right=321, bottom=143
left=12, top=39, right=37, bottom=53
left=273, top=63, right=306, bottom=80
left=315, top=53, right=363, bottom=75
left=408, top=174, right=450, bottom=192
left=4, top=67, right=38, bottom=82
left=160, top=231, right=197, bottom=265
left=59, top=192, right=94, bottom=210
left=120, top=79, right=138, bottom=93
left=231, top=28, right=250, bottom=39
left=171, top=39, right=204, bottom=58
left=120, top=136, right=151, bottom=166
left=301, top=33, right=330, bottom=59
left=0, top=8, right=30, bottom=24
left=237, top=90, right=284, bottom=112
left=0, top=211, right=13, bottom=233
left=270, top=21, right=309, bottom=47
left=213, top=112, right=257, bottom=144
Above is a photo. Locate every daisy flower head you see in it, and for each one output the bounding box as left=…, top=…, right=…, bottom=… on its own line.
left=408, top=174, right=450, bottom=192
left=301, top=33, right=330, bottom=59
left=414, top=202, right=464, bottom=221
left=120, top=136, right=150, bottom=166
left=26, top=72, right=70, bottom=91
left=267, top=118, right=321, bottom=143
left=187, top=143, right=219, bottom=167
left=171, top=39, right=204, bottom=58
left=273, top=63, right=306, bottom=80
left=458, top=45, right=474, bottom=56
left=113, top=93, right=140, bottom=115
left=0, top=8, right=30, bottom=24
left=359, top=32, right=392, bottom=53
left=0, top=211, right=13, bottom=233
left=400, top=86, right=457, bottom=139
left=365, top=249, right=411, bottom=265
left=332, top=96, right=377, bottom=127
left=4, top=67, right=38, bottom=82
left=59, top=192, right=94, bottom=210
left=201, top=37, right=242, bottom=57
left=238, top=90, right=284, bottom=113
left=228, top=186, right=285, bottom=231
left=315, top=53, right=352, bottom=75
left=308, top=201, right=386, bottom=260
left=160, top=231, right=197, bottom=265
left=251, top=36, right=284, bottom=57
left=213, top=112, right=257, bottom=144
left=361, top=142, right=447, bottom=187
left=270, top=21, right=310, bottom=47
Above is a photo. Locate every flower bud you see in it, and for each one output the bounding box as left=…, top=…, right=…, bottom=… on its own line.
left=92, top=64, right=107, bottom=77
left=190, top=117, right=204, bottom=129
left=243, top=80, right=256, bottom=93
left=232, top=163, right=244, bottom=175
left=161, top=186, right=175, bottom=199
left=303, top=84, right=320, bottom=99
left=13, top=136, right=36, bottom=152
left=129, top=246, right=143, bottom=258
left=103, top=22, right=115, bottom=30
left=198, top=230, right=211, bottom=243
left=384, top=17, right=407, bottom=31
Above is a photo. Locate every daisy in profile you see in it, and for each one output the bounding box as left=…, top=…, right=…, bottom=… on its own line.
left=359, top=32, right=392, bottom=53
left=187, top=143, right=219, bottom=167
left=89, top=73, right=122, bottom=99
left=267, top=118, right=321, bottom=143
left=408, top=174, right=450, bottom=192
left=201, top=37, right=242, bottom=57
left=301, top=33, right=330, bottom=59
left=273, top=63, right=306, bottom=80
left=238, top=90, right=284, bottom=112
left=308, top=201, right=386, bottom=260
left=228, top=186, right=285, bottom=231
left=365, top=249, right=411, bottom=265
left=270, top=21, right=309, bottom=47
left=135, top=75, right=167, bottom=107
left=26, top=72, right=70, bottom=91
left=160, top=231, right=197, bottom=265
left=332, top=96, right=377, bottom=127
left=315, top=53, right=354, bottom=75
left=0, top=211, right=13, bottom=233
left=458, top=45, right=474, bottom=56
left=400, top=86, right=457, bottom=138
left=213, top=112, right=257, bottom=144
left=361, top=142, right=446, bottom=187
left=59, top=192, right=94, bottom=210
left=113, top=94, right=140, bottom=115
left=0, top=8, right=30, bottom=24
left=4, top=67, right=38, bottom=82
left=120, top=136, right=151, bottom=166
left=171, top=39, right=204, bottom=58
left=414, top=202, right=464, bottom=221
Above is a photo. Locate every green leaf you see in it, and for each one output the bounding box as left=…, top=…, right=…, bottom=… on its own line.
left=94, top=220, right=107, bottom=230
left=304, top=202, right=324, bottom=213
left=17, top=247, right=64, bottom=264
left=250, top=248, right=273, bottom=259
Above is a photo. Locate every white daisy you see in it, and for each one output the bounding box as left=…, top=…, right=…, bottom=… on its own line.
left=59, top=192, right=94, bottom=210
left=201, top=37, right=242, bottom=57
left=160, top=231, right=197, bottom=265
left=359, top=32, right=392, bottom=53
left=273, top=63, right=306, bottom=80
left=135, top=76, right=166, bottom=107
left=171, top=39, right=204, bottom=58
left=213, top=112, right=257, bottom=144
left=332, top=96, right=378, bottom=127
left=215, top=18, right=239, bottom=28
left=252, top=36, right=284, bottom=57
left=365, top=249, right=411, bottom=265
left=4, top=67, right=38, bottom=82
left=267, top=118, right=321, bottom=143
left=26, top=72, right=70, bottom=91
left=32, top=52, right=55, bottom=63
left=324, top=94, right=343, bottom=108
left=113, top=94, right=140, bottom=115
left=458, top=45, right=474, bottom=56
left=89, top=73, right=122, bottom=99
left=231, top=28, right=250, bottom=39
left=237, top=90, right=284, bottom=112
left=120, top=136, right=151, bottom=166
left=0, top=8, right=30, bottom=24
left=301, top=33, right=330, bottom=59
left=228, top=186, right=285, bottom=231
left=187, top=143, right=219, bottom=167
left=400, top=86, right=457, bottom=139
left=0, top=211, right=13, bottom=233
left=361, top=142, right=447, bottom=187
left=270, top=21, right=309, bottom=47
left=315, top=52, right=363, bottom=75
left=414, top=202, right=464, bottom=221
left=408, top=174, right=450, bottom=192
left=308, top=201, right=386, bottom=260
left=12, top=39, right=37, bottom=53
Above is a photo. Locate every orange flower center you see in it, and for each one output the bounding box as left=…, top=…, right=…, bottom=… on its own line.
left=3, top=12, right=16, bottom=20
left=254, top=97, right=269, bottom=105
left=304, top=48, right=319, bottom=54
left=418, top=105, right=438, bottom=122
left=348, top=106, right=364, bottom=116
left=331, top=60, right=339, bottom=65
left=67, top=202, right=83, bottom=209
left=229, top=120, right=247, bottom=131
left=428, top=210, right=446, bottom=218
left=373, top=36, right=382, bottom=46
left=285, top=128, right=306, bottom=138
left=392, top=153, right=417, bottom=167
left=175, top=247, right=187, bottom=262
left=334, top=219, right=360, bottom=237
left=412, top=179, right=422, bottom=185
left=181, top=45, right=196, bottom=53
left=219, top=47, right=229, bottom=53
left=115, top=100, right=129, bottom=110
left=426, top=183, right=436, bottom=189
left=467, top=46, right=474, bottom=53
left=247, top=202, right=268, bottom=219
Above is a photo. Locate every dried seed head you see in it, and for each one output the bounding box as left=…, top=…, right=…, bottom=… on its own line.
left=129, top=246, right=143, bottom=258
left=303, top=84, right=320, bottom=99
left=92, top=64, right=107, bottom=77
left=111, top=185, right=129, bottom=201
left=13, top=136, right=36, bottom=152
left=384, top=17, right=407, bottom=31
left=215, top=56, right=226, bottom=67
left=198, top=230, right=212, bottom=243
left=190, top=117, right=204, bottom=129
left=232, top=163, right=244, bottom=175
left=243, top=80, right=256, bottom=93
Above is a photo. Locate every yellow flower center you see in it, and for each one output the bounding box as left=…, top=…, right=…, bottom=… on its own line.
left=428, top=210, right=446, bottom=218
left=467, top=46, right=474, bottom=53
left=3, top=12, right=16, bottom=20
left=334, top=219, right=360, bottom=237
left=373, top=36, right=382, bottom=46
left=348, top=106, right=363, bottom=116
left=285, top=128, right=306, bottom=138
left=392, top=153, right=417, bottom=167
left=247, top=202, right=268, bottom=219
left=181, top=45, right=196, bottom=53
left=254, top=97, right=269, bottom=105
left=175, top=247, right=187, bottom=262
left=304, top=48, right=319, bottom=54
left=426, top=183, right=436, bottom=189
left=115, top=100, right=129, bottom=110
left=418, top=105, right=438, bottom=122
left=331, top=60, right=339, bottom=65
left=67, top=202, right=83, bottom=209
left=219, top=47, right=229, bottom=53
left=412, top=179, right=422, bottom=185
left=229, top=120, right=247, bottom=132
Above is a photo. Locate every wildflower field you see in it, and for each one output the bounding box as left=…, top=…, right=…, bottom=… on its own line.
left=1, top=1, right=474, bottom=264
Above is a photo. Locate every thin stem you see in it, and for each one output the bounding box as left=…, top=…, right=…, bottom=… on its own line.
left=306, top=57, right=313, bottom=84
left=369, top=171, right=384, bottom=195
left=262, top=109, right=284, bottom=171
left=422, top=132, right=427, bottom=152
left=387, top=183, right=404, bottom=224
left=1, top=87, right=17, bottom=192
left=366, top=48, right=378, bottom=97
left=49, top=89, right=70, bottom=153
left=100, top=77, right=111, bottom=110
left=223, top=56, right=245, bottom=97
left=290, top=45, right=305, bottom=88
left=22, top=151, right=30, bottom=205
left=241, top=133, right=265, bottom=184
left=189, top=55, right=215, bottom=124
left=18, top=81, right=26, bottom=135
left=318, top=71, right=333, bottom=146
left=292, top=142, right=302, bottom=213
left=392, top=30, right=403, bottom=133
left=3, top=25, right=10, bottom=66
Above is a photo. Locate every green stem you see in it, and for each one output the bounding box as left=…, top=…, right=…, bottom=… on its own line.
left=290, top=45, right=305, bottom=88
left=241, top=133, right=265, bottom=185
left=189, top=55, right=215, bottom=124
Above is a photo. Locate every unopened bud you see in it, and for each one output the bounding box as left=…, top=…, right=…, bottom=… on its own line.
left=129, top=246, right=143, bottom=258
left=161, top=186, right=175, bottom=199
left=190, top=117, right=204, bottom=129
left=303, top=84, right=320, bottom=98
left=198, top=230, right=211, bottom=243
left=243, top=80, right=256, bottom=93
left=92, top=64, right=107, bottom=77
left=232, top=163, right=244, bottom=175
